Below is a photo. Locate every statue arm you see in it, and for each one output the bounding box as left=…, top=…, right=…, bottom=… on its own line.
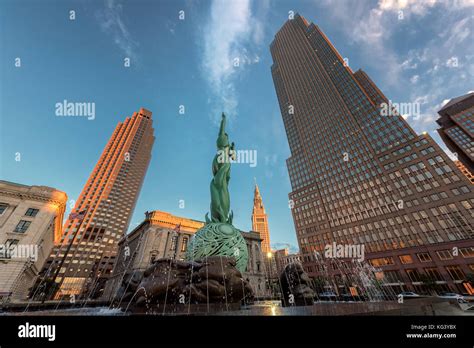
left=218, top=113, right=226, bottom=138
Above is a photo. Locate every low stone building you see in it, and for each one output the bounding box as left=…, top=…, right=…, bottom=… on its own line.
left=0, top=180, right=67, bottom=302
left=103, top=210, right=269, bottom=300
left=273, top=248, right=289, bottom=275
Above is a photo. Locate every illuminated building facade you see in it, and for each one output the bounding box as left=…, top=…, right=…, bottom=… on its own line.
left=251, top=184, right=271, bottom=254
left=43, top=108, right=155, bottom=299
left=454, top=160, right=474, bottom=184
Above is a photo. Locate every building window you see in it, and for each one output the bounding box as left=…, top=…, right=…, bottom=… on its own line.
left=180, top=237, right=188, bottom=252
left=170, top=235, right=178, bottom=251
left=406, top=269, right=423, bottom=282
left=436, top=250, right=453, bottom=260
left=25, top=208, right=39, bottom=217
left=383, top=270, right=402, bottom=283
left=417, top=253, right=432, bottom=262
left=424, top=268, right=444, bottom=281
left=369, top=257, right=394, bottom=266
left=14, top=220, right=31, bottom=233
left=0, top=203, right=8, bottom=215
left=460, top=247, right=474, bottom=258
left=399, top=255, right=413, bottom=264
left=445, top=266, right=465, bottom=281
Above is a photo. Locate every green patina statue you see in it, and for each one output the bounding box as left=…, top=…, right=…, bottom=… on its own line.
left=186, top=113, right=249, bottom=272
left=206, top=113, right=234, bottom=224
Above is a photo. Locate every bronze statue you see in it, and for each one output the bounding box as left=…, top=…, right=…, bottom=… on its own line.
left=206, top=113, right=234, bottom=224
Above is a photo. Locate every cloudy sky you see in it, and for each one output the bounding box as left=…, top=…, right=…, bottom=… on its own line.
left=1, top=0, right=473, bottom=252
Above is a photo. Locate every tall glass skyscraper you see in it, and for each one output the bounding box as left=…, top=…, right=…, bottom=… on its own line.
left=42, top=108, right=155, bottom=299
left=271, top=14, right=474, bottom=294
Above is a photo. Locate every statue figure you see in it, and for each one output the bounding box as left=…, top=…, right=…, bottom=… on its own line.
left=186, top=112, right=248, bottom=273
left=206, top=113, right=234, bottom=224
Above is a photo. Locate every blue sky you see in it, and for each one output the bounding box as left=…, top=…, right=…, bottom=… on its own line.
left=1, top=0, right=473, bottom=252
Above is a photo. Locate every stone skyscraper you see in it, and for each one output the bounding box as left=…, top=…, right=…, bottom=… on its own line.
left=271, top=14, right=474, bottom=294
left=42, top=108, right=154, bottom=299
left=251, top=183, right=271, bottom=254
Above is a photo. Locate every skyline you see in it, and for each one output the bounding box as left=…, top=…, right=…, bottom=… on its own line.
left=1, top=0, right=473, bottom=251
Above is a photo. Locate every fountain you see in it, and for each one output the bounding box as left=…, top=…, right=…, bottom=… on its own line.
left=117, top=113, right=254, bottom=314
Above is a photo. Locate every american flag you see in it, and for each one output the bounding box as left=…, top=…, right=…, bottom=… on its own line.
left=173, top=223, right=181, bottom=233
left=68, top=210, right=87, bottom=221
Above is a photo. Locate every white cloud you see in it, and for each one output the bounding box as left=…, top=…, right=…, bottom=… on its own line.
left=401, top=59, right=418, bottom=70
left=96, top=0, right=138, bottom=61
left=442, top=16, right=472, bottom=52
left=410, top=75, right=420, bottom=83
left=379, top=0, right=437, bottom=15
left=441, top=98, right=451, bottom=107
left=446, top=56, right=459, bottom=67
left=318, top=0, right=473, bottom=87
left=200, top=0, right=268, bottom=122
left=271, top=242, right=299, bottom=254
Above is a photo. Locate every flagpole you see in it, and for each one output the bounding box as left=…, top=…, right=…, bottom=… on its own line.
left=48, top=209, right=87, bottom=300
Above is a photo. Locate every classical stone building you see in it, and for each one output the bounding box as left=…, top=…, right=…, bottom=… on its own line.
left=0, top=181, right=67, bottom=302
left=272, top=248, right=302, bottom=276
left=273, top=248, right=289, bottom=276
left=283, top=253, right=302, bottom=268
left=103, top=210, right=269, bottom=300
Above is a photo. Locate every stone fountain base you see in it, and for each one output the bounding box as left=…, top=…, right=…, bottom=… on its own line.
left=280, top=262, right=315, bottom=307
left=113, top=256, right=254, bottom=313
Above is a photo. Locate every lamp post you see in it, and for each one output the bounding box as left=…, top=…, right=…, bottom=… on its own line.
left=266, top=252, right=274, bottom=297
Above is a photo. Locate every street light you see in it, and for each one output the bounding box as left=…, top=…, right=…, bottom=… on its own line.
left=266, top=252, right=274, bottom=298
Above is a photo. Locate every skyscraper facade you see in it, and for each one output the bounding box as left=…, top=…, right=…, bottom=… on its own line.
left=251, top=184, right=271, bottom=254
left=42, top=108, right=155, bottom=299
left=271, top=14, right=474, bottom=294
left=436, top=92, right=474, bottom=173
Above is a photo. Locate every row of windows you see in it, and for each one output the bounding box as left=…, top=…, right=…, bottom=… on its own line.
left=369, top=248, right=474, bottom=266
left=0, top=204, right=40, bottom=234
left=0, top=204, right=39, bottom=218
